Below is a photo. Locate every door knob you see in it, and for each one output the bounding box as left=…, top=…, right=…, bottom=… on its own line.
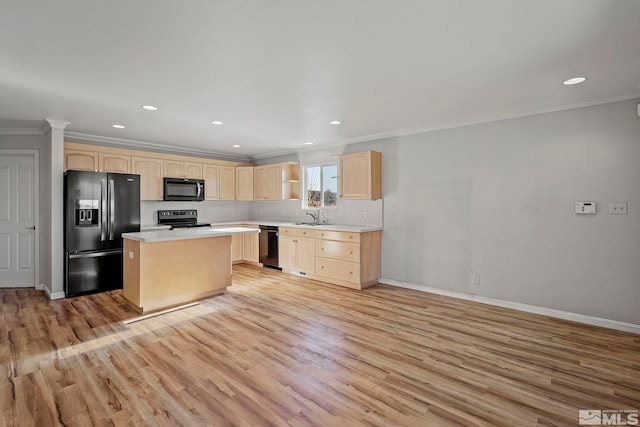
left=25, top=225, right=36, bottom=230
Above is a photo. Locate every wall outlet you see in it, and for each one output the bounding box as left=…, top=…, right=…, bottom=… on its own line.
left=128, top=251, right=134, bottom=259
left=610, top=202, right=628, bottom=215
left=469, top=273, right=480, bottom=293
left=361, top=211, right=368, bottom=219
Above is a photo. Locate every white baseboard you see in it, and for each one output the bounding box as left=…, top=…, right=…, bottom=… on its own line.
left=40, top=284, right=65, bottom=300
left=378, top=278, right=640, bottom=334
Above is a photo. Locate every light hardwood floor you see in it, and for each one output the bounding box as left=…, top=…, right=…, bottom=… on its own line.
left=1, top=265, right=639, bottom=426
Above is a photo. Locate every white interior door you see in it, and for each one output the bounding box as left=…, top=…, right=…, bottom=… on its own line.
left=0, top=152, right=38, bottom=288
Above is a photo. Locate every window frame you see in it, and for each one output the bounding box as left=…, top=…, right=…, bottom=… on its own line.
left=301, top=162, right=338, bottom=210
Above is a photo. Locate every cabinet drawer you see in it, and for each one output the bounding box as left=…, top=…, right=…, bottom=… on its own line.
left=315, top=258, right=360, bottom=284
left=315, top=239, right=360, bottom=263
left=279, top=227, right=297, bottom=236
left=316, top=230, right=360, bottom=243
left=295, top=228, right=316, bottom=238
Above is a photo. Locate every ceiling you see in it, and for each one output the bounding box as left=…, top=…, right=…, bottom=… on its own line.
left=1, top=1, right=639, bottom=161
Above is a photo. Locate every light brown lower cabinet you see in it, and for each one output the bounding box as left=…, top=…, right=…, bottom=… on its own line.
left=230, top=225, right=260, bottom=265
left=279, top=234, right=315, bottom=275
left=279, top=227, right=381, bottom=289
left=231, top=234, right=243, bottom=262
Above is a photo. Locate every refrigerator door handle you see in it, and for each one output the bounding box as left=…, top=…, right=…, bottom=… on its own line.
left=109, top=179, right=115, bottom=240
left=69, top=250, right=122, bottom=259
left=101, top=179, right=107, bottom=241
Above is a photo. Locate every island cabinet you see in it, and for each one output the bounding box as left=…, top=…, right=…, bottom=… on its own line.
left=314, top=230, right=381, bottom=289
left=279, top=227, right=315, bottom=275
left=122, top=226, right=260, bottom=313
left=123, top=235, right=232, bottom=313
left=339, top=151, right=382, bottom=200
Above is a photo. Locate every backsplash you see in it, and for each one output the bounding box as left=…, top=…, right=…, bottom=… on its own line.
left=249, top=199, right=383, bottom=227
left=141, top=199, right=383, bottom=227
left=141, top=201, right=251, bottom=226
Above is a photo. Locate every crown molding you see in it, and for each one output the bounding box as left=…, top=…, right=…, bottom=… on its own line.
left=64, top=132, right=252, bottom=163
left=251, top=92, right=640, bottom=162
left=43, top=119, right=70, bottom=131
left=344, top=91, right=640, bottom=146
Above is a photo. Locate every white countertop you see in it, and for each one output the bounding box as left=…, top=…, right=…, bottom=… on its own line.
left=123, top=226, right=259, bottom=243
left=206, top=220, right=383, bottom=233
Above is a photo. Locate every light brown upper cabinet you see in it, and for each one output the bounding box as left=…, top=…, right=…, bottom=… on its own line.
left=338, top=151, right=382, bottom=200
left=254, top=163, right=300, bottom=200
left=131, top=156, right=164, bottom=200
left=65, top=149, right=131, bottom=173
left=235, top=167, right=254, bottom=200
left=218, top=166, right=235, bottom=200
left=163, top=160, right=202, bottom=179
left=203, top=164, right=220, bottom=200
left=204, top=164, right=236, bottom=200
left=253, top=166, right=268, bottom=200
left=98, top=153, right=130, bottom=173
left=64, top=150, right=98, bottom=171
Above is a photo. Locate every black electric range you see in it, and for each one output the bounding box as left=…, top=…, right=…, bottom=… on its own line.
left=157, top=210, right=210, bottom=229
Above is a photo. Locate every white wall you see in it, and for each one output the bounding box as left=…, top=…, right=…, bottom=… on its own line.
left=377, top=99, right=640, bottom=324
left=261, top=99, right=640, bottom=325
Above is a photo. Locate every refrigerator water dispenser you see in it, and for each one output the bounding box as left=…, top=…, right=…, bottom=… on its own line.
left=75, top=199, right=99, bottom=226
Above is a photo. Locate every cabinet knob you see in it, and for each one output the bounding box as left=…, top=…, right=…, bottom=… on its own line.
left=321, top=266, right=324, bottom=269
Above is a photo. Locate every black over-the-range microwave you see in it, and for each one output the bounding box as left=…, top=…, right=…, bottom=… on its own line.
left=163, top=177, right=205, bottom=201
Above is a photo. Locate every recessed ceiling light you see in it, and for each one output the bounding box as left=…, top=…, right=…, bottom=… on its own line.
left=112, top=124, right=126, bottom=129
left=329, top=120, right=342, bottom=125
left=232, top=144, right=240, bottom=148
left=563, top=77, right=587, bottom=85
left=211, top=120, right=224, bottom=125
left=304, top=141, right=314, bottom=145
left=141, top=105, right=158, bottom=111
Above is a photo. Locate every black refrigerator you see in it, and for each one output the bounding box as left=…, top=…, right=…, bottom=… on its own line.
left=64, top=170, right=140, bottom=297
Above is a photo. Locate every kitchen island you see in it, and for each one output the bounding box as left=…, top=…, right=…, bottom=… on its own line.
left=121, top=227, right=259, bottom=313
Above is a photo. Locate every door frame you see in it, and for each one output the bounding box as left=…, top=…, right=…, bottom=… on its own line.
left=0, top=149, right=40, bottom=289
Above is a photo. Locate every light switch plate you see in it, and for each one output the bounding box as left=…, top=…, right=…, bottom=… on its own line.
left=575, top=201, right=596, bottom=214
left=610, top=202, right=628, bottom=215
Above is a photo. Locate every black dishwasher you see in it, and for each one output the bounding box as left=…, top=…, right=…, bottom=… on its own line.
left=259, top=225, right=280, bottom=269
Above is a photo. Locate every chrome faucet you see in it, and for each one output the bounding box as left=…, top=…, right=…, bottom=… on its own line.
left=306, top=211, right=319, bottom=225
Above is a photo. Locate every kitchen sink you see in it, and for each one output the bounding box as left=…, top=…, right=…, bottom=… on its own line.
left=294, top=222, right=321, bottom=226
